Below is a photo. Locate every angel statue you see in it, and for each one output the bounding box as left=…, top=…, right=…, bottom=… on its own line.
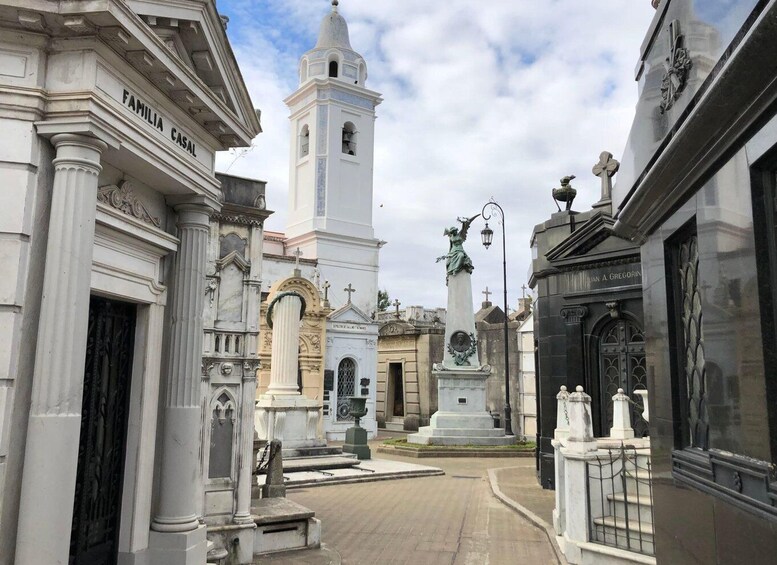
left=437, top=214, right=480, bottom=280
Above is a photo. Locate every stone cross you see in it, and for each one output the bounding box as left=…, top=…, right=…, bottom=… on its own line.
left=323, top=280, right=331, bottom=302
left=482, top=287, right=492, bottom=302
left=393, top=299, right=401, bottom=318
left=592, top=151, right=620, bottom=202
left=521, top=284, right=528, bottom=298
left=292, top=247, right=303, bottom=271
left=344, top=283, right=356, bottom=303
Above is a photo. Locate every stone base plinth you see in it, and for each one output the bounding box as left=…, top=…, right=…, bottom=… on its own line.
left=148, top=524, right=207, bottom=565
left=343, top=425, right=371, bottom=460
left=255, top=395, right=326, bottom=454
left=407, top=367, right=514, bottom=446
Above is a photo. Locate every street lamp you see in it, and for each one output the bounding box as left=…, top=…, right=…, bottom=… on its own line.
left=480, top=199, right=513, bottom=436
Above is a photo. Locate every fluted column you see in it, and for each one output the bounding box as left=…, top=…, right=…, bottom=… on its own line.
left=234, top=367, right=258, bottom=523
left=152, top=202, right=212, bottom=535
left=267, top=294, right=303, bottom=395
left=16, top=134, right=107, bottom=565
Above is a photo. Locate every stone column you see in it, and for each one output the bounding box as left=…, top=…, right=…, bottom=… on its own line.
left=149, top=201, right=213, bottom=564
left=15, top=134, right=107, bottom=565
left=267, top=293, right=303, bottom=395
left=234, top=366, right=258, bottom=523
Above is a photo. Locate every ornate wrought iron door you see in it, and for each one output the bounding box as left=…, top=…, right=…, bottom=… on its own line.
left=70, top=297, right=136, bottom=565
left=599, top=319, right=648, bottom=437
left=336, top=358, right=356, bottom=421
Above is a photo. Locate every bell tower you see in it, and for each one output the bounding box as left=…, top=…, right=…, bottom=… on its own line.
left=284, top=0, right=383, bottom=315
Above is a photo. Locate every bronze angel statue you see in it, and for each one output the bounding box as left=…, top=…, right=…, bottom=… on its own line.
left=437, top=214, right=480, bottom=280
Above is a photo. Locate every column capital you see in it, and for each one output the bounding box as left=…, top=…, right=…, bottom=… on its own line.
left=560, top=305, right=588, bottom=325
left=167, top=194, right=221, bottom=219
left=50, top=133, right=108, bottom=176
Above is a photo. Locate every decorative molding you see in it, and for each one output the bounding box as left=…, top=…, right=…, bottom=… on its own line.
left=672, top=448, right=777, bottom=521
left=98, top=181, right=161, bottom=228
left=212, top=212, right=263, bottom=227
left=660, top=20, right=693, bottom=114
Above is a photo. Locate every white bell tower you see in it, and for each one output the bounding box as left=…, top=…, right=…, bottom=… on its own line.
left=284, top=0, right=383, bottom=316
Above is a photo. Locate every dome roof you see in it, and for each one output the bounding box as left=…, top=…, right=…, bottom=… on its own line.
left=315, top=1, right=353, bottom=50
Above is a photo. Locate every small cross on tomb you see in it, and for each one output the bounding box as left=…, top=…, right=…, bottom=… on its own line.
left=592, top=151, right=620, bottom=202
left=483, top=287, right=492, bottom=302
left=323, top=280, right=331, bottom=302
left=344, top=283, right=356, bottom=304
left=393, top=299, right=401, bottom=318
left=292, top=247, right=303, bottom=271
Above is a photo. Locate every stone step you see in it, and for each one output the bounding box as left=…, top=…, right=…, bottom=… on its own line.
left=593, top=515, right=655, bottom=556
left=283, top=445, right=345, bottom=458
left=279, top=455, right=359, bottom=473
left=608, top=493, right=654, bottom=524
left=384, top=420, right=405, bottom=432
left=413, top=427, right=511, bottom=438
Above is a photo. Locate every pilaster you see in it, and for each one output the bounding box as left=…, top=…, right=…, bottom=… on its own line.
left=15, top=133, right=107, bottom=565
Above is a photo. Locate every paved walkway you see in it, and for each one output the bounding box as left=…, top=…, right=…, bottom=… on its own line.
left=255, top=444, right=560, bottom=565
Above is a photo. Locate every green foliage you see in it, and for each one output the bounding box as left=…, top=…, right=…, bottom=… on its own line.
left=377, top=289, right=390, bottom=312
left=381, top=437, right=536, bottom=451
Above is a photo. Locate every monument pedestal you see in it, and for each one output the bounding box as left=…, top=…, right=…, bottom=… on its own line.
left=343, top=426, right=371, bottom=460
left=255, top=395, right=326, bottom=457
left=408, top=367, right=515, bottom=446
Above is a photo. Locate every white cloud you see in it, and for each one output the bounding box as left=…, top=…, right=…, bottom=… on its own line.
left=217, top=0, right=656, bottom=311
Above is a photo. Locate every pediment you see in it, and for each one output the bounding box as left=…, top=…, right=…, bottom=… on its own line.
left=545, top=212, right=622, bottom=262
left=122, top=0, right=262, bottom=145
left=379, top=321, right=415, bottom=337
left=329, top=302, right=373, bottom=324
left=216, top=250, right=250, bottom=273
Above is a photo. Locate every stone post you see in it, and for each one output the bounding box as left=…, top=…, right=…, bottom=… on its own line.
left=267, top=293, right=304, bottom=395
left=261, top=440, right=287, bottom=498
left=149, top=200, right=213, bottom=564
left=610, top=388, right=635, bottom=440
left=561, top=386, right=598, bottom=563
left=552, top=385, right=570, bottom=536
left=15, top=134, right=107, bottom=565
left=234, top=366, right=258, bottom=524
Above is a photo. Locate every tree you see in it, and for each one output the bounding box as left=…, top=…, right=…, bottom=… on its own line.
left=377, top=289, right=390, bottom=312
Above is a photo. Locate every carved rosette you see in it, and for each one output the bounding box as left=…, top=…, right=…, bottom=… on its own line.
left=659, top=21, right=692, bottom=114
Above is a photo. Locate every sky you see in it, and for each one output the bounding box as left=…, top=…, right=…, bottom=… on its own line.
left=214, top=0, right=656, bottom=312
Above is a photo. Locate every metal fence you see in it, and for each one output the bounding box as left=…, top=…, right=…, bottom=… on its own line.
left=586, top=444, right=654, bottom=556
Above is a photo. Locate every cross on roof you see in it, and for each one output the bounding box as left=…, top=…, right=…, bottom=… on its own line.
left=393, top=299, right=401, bottom=317
left=482, top=287, right=492, bottom=302
left=292, top=247, right=303, bottom=270
left=521, top=284, right=528, bottom=298
left=323, top=280, right=331, bottom=301
left=344, top=283, right=356, bottom=303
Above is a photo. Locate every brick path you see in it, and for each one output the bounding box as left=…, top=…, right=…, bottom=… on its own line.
left=255, top=454, right=557, bottom=565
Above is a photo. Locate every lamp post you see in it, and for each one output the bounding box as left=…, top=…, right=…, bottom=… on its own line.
left=480, top=199, right=513, bottom=436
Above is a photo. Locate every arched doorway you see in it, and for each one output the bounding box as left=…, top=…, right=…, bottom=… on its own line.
left=598, top=318, right=648, bottom=437
left=336, top=357, right=356, bottom=421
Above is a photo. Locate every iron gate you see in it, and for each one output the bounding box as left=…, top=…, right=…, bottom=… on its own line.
left=336, top=358, right=356, bottom=421
left=70, top=296, right=136, bottom=565
left=599, top=320, right=648, bottom=437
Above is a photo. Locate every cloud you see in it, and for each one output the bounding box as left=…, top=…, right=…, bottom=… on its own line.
left=216, top=0, right=656, bottom=310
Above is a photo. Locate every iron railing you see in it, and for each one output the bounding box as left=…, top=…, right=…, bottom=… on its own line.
left=586, top=444, right=654, bottom=556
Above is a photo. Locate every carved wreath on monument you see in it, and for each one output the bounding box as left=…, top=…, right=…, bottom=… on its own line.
left=447, top=331, right=477, bottom=366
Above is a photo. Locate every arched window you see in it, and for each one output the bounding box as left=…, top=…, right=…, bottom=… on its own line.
left=336, top=357, right=356, bottom=421
left=342, top=122, right=357, bottom=156
left=208, top=391, right=236, bottom=478
left=329, top=60, right=339, bottom=78
left=299, top=124, right=310, bottom=158
left=300, top=59, right=309, bottom=82
left=358, top=62, right=367, bottom=85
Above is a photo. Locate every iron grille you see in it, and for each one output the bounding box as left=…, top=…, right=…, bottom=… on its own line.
left=336, top=358, right=356, bottom=421
left=587, top=445, right=655, bottom=556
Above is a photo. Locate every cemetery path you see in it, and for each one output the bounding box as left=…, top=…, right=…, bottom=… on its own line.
left=254, top=452, right=558, bottom=565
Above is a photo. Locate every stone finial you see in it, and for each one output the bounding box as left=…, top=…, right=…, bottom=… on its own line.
left=555, top=385, right=570, bottom=440
left=610, top=388, right=635, bottom=440
left=567, top=385, right=597, bottom=452
left=592, top=151, right=620, bottom=204
left=332, top=0, right=339, bottom=9
left=652, top=0, right=661, bottom=8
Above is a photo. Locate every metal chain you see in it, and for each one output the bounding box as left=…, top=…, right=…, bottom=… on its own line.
left=256, top=442, right=271, bottom=473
